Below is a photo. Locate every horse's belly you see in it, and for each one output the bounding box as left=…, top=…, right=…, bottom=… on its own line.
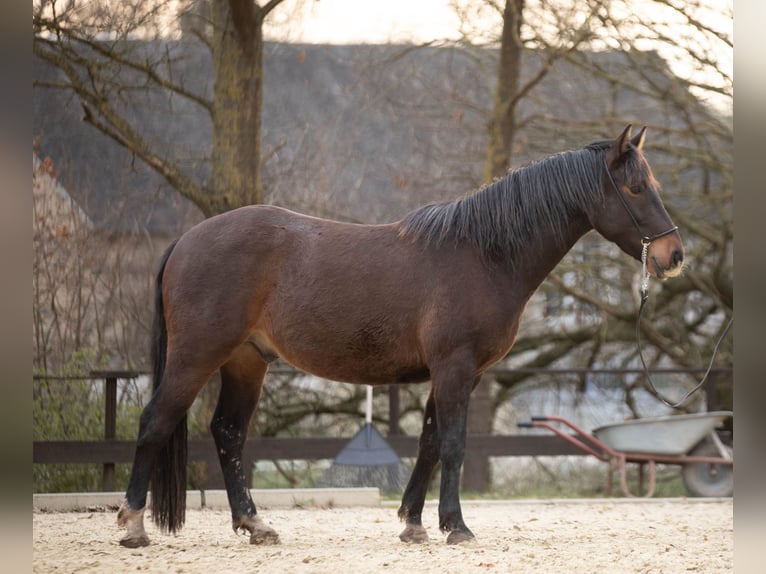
left=254, top=319, right=427, bottom=384
left=299, top=362, right=431, bottom=385
left=279, top=340, right=428, bottom=385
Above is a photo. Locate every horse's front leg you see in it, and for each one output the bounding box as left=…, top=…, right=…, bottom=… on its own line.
left=398, top=389, right=439, bottom=543
left=433, top=366, right=478, bottom=545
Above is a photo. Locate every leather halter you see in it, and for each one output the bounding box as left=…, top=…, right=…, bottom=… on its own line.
left=603, top=158, right=678, bottom=246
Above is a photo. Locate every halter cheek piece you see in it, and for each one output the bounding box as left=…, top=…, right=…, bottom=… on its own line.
left=603, top=159, right=678, bottom=299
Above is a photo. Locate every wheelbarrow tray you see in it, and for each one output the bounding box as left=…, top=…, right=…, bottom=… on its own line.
left=592, top=411, right=732, bottom=456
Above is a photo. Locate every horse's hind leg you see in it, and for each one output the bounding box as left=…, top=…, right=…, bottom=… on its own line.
left=398, top=389, right=438, bottom=543
left=118, top=360, right=214, bottom=547
left=212, top=344, right=279, bottom=545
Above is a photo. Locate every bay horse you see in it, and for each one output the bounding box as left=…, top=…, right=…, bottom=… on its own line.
left=117, top=125, right=684, bottom=547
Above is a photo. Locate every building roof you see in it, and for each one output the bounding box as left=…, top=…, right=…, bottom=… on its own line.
left=32, top=41, right=727, bottom=235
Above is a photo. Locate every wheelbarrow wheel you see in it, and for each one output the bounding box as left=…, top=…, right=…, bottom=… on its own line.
left=681, top=438, right=733, bottom=497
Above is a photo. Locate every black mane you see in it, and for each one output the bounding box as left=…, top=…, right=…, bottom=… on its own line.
left=397, top=144, right=609, bottom=262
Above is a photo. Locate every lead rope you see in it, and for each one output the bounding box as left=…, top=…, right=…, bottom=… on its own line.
left=636, top=242, right=733, bottom=408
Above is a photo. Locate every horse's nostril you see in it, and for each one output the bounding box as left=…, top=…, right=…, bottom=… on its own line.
left=672, top=249, right=684, bottom=267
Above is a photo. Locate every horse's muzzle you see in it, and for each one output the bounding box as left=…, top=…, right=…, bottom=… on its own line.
left=652, top=247, right=684, bottom=279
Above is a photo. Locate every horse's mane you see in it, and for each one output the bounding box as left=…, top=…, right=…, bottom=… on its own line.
left=397, top=143, right=611, bottom=263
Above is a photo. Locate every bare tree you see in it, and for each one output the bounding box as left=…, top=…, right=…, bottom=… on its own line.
left=480, top=0, right=608, bottom=181
left=33, top=0, right=287, bottom=217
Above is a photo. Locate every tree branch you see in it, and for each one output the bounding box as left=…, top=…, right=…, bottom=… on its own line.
left=546, top=273, right=628, bottom=320
left=61, top=34, right=214, bottom=114
left=34, top=36, right=210, bottom=212
left=261, top=0, right=288, bottom=18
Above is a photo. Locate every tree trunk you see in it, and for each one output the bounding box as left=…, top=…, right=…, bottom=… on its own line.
left=462, top=374, right=493, bottom=492
left=483, top=0, right=525, bottom=183
left=209, top=0, right=265, bottom=215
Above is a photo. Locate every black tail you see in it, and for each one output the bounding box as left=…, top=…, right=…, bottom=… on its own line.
left=149, top=239, right=187, bottom=534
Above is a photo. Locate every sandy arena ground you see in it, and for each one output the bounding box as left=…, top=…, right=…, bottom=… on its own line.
left=33, top=498, right=732, bottom=574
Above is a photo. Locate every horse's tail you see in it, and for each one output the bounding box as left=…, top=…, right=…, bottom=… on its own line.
left=149, top=238, right=187, bottom=534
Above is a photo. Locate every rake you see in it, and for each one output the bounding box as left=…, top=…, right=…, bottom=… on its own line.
left=318, top=386, right=410, bottom=493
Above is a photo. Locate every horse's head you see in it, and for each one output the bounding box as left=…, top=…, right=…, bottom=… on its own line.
left=589, top=125, right=684, bottom=279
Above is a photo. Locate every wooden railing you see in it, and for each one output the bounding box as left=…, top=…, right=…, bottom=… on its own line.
left=33, top=366, right=731, bottom=491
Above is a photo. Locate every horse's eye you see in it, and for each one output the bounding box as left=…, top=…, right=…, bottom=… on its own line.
left=629, top=185, right=643, bottom=195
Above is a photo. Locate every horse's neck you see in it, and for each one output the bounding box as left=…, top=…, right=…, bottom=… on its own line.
left=508, top=214, right=593, bottom=297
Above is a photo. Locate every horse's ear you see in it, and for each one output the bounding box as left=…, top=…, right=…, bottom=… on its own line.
left=631, top=126, right=647, bottom=151
left=606, top=124, right=633, bottom=166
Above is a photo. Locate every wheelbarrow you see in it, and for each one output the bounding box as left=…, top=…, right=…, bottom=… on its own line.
left=517, top=411, right=733, bottom=497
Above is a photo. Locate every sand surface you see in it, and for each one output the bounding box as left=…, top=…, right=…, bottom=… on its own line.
left=33, top=498, right=732, bottom=573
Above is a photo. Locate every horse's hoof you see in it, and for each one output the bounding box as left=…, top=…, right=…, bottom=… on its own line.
left=249, top=529, right=280, bottom=545
left=116, top=501, right=149, bottom=547
left=119, top=534, right=150, bottom=548
left=399, top=524, right=429, bottom=543
left=249, top=519, right=280, bottom=546
left=237, top=515, right=280, bottom=545
left=446, top=530, right=476, bottom=545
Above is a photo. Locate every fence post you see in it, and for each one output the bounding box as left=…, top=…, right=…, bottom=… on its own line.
left=388, top=385, right=400, bottom=436
left=90, top=370, right=141, bottom=492
left=103, top=375, right=117, bottom=491
left=463, top=374, right=493, bottom=492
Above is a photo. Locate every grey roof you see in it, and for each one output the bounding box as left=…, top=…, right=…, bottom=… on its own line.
left=32, top=41, right=727, bottom=235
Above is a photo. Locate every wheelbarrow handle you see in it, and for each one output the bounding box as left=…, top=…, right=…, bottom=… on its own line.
left=517, top=416, right=549, bottom=427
